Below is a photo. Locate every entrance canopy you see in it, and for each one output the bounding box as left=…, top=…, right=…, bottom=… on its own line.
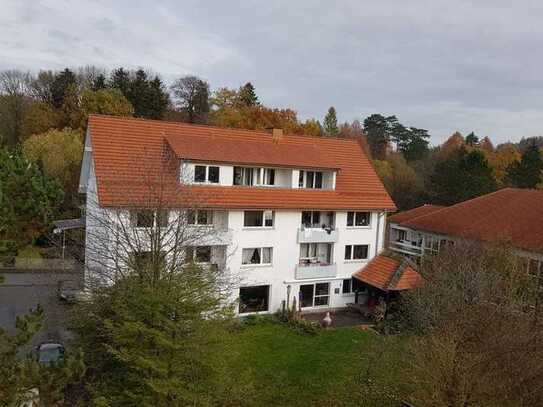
left=352, top=254, right=422, bottom=292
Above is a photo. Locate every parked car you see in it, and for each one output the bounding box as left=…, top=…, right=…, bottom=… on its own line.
left=36, top=342, right=65, bottom=365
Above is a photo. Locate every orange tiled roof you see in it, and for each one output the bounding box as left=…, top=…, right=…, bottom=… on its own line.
left=388, top=204, right=446, bottom=224
left=394, top=188, right=543, bottom=254
left=352, top=254, right=422, bottom=291
left=88, top=115, right=396, bottom=211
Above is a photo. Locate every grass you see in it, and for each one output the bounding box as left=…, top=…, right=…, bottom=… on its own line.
left=16, top=245, right=43, bottom=259
left=217, top=317, right=409, bottom=407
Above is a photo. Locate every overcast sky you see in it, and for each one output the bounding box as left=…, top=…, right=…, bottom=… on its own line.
left=2, top=0, right=543, bottom=144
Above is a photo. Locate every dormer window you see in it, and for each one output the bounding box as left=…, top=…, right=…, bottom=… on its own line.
left=194, top=165, right=219, bottom=184
left=299, top=170, right=323, bottom=189
left=234, top=167, right=275, bottom=186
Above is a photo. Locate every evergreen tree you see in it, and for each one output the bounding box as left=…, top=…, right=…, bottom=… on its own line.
left=402, top=127, right=430, bottom=162
left=147, top=76, right=170, bottom=119
left=506, top=142, right=543, bottom=188
left=91, top=73, right=107, bottom=91
left=238, top=82, right=259, bottom=106
left=323, top=106, right=339, bottom=136
left=110, top=67, right=131, bottom=95
left=363, top=114, right=397, bottom=159
left=50, top=68, right=77, bottom=108
left=465, top=131, right=479, bottom=146
left=430, top=147, right=497, bottom=205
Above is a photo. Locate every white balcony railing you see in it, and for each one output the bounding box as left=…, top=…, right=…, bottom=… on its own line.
left=389, top=240, right=423, bottom=256
left=297, top=228, right=338, bottom=243
left=193, top=228, right=233, bottom=246
left=295, top=263, right=337, bottom=279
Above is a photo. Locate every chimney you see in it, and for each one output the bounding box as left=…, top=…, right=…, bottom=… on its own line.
left=272, top=128, right=283, bottom=143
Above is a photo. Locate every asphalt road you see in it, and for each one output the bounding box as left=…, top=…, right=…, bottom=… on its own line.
left=0, top=271, right=82, bottom=346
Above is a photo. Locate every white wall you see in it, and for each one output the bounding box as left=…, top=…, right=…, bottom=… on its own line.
left=226, top=209, right=385, bottom=313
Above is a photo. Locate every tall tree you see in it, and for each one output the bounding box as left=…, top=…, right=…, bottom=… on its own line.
left=430, top=147, right=497, bottom=205
left=110, top=67, right=131, bottom=95
left=238, top=82, right=259, bottom=106
left=465, top=131, right=479, bottom=146
left=91, top=73, right=107, bottom=91
left=170, top=76, right=210, bottom=124
left=363, top=114, right=397, bottom=159
left=506, top=142, right=543, bottom=189
left=0, top=70, right=32, bottom=148
left=0, top=149, right=63, bottom=247
left=50, top=68, right=77, bottom=108
left=323, top=106, right=339, bottom=136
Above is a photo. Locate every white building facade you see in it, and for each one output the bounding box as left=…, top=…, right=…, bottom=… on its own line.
left=80, top=115, right=396, bottom=314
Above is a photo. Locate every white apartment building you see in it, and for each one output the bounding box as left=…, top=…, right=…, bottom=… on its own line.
left=79, top=115, right=397, bottom=314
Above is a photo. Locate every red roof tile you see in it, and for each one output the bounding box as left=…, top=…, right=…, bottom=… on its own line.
left=395, top=188, right=543, bottom=254
left=352, top=254, right=422, bottom=291
left=388, top=204, right=446, bottom=224
left=88, top=115, right=396, bottom=211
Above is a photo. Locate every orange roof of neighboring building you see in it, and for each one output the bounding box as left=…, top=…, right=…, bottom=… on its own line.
left=87, top=115, right=396, bottom=211
left=352, top=254, right=422, bottom=291
left=388, top=204, right=446, bottom=224
left=392, top=188, right=543, bottom=254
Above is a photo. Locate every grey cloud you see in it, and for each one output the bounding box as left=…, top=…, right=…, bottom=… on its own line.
left=2, top=0, right=543, bottom=144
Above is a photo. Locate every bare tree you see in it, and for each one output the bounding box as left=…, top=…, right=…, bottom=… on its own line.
left=82, top=148, right=237, bottom=298
left=169, top=75, right=210, bottom=124
left=0, top=70, right=33, bottom=147
left=400, top=242, right=543, bottom=406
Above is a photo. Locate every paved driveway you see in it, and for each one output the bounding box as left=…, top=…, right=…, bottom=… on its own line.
left=0, top=271, right=82, bottom=346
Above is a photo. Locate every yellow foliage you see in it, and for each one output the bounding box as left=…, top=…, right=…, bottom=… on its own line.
left=488, top=143, right=521, bottom=185
left=22, top=101, right=61, bottom=140
left=22, top=128, right=84, bottom=192
left=79, top=88, right=134, bottom=128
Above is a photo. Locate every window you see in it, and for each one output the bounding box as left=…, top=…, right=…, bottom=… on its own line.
left=208, top=166, right=219, bottom=183
left=262, top=168, right=275, bottom=186
left=242, top=247, right=273, bottom=265
left=185, top=246, right=212, bottom=264
left=299, top=170, right=324, bottom=189
left=234, top=167, right=254, bottom=186
left=302, top=211, right=321, bottom=228
left=299, top=282, right=330, bottom=308
left=194, top=165, right=206, bottom=182
left=243, top=210, right=274, bottom=227
left=193, top=165, right=220, bottom=184
left=132, top=210, right=169, bottom=228
left=131, top=250, right=166, bottom=271
left=347, top=212, right=370, bottom=227
left=397, top=229, right=407, bottom=242
left=187, top=210, right=213, bottom=226
left=239, top=285, right=269, bottom=313
left=299, top=243, right=332, bottom=265
left=342, top=278, right=367, bottom=294
left=345, top=244, right=369, bottom=260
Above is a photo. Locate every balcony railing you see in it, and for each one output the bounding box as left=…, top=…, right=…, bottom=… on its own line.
left=192, top=228, right=233, bottom=246
left=389, top=240, right=423, bottom=256
left=297, top=227, right=338, bottom=243
left=295, top=262, right=337, bottom=279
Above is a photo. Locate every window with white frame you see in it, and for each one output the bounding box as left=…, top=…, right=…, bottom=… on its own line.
left=194, top=165, right=220, bottom=184
left=344, top=244, right=369, bottom=261
left=298, top=170, right=323, bottom=189
left=234, top=167, right=275, bottom=186
left=299, top=243, right=332, bottom=265
left=185, top=246, right=212, bottom=264
left=131, top=210, right=169, bottom=228
left=243, top=210, right=274, bottom=227
left=347, top=211, right=370, bottom=227
left=187, top=210, right=213, bottom=226
left=242, top=247, right=273, bottom=265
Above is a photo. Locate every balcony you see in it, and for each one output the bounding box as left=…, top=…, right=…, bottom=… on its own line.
left=389, top=240, right=423, bottom=257
left=295, top=263, right=337, bottom=279
left=193, top=228, right=233, bottom=246
left=297, top=227, right=338, bottom=243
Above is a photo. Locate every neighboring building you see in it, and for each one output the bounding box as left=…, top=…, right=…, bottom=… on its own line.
left=388, top=188, right=543, bottom=274
left=79, top=115, right=396, bottom=314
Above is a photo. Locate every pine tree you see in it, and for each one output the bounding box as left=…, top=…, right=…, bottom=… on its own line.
left=506, top=143, right=543, bottom=188
left=323, top=106, right=339, bottom=136
left=466, top=132, right=479, bottom=146
left=363, top=114, right=397, bottom=159
left=238, top=82, right=259, bottom=106
left=91, top=73, right=107, bottom=91
left=50, top=68, right=77, bottom=108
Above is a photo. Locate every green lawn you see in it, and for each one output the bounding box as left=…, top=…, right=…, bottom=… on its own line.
left=217, top=318, right=409, bottom=407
